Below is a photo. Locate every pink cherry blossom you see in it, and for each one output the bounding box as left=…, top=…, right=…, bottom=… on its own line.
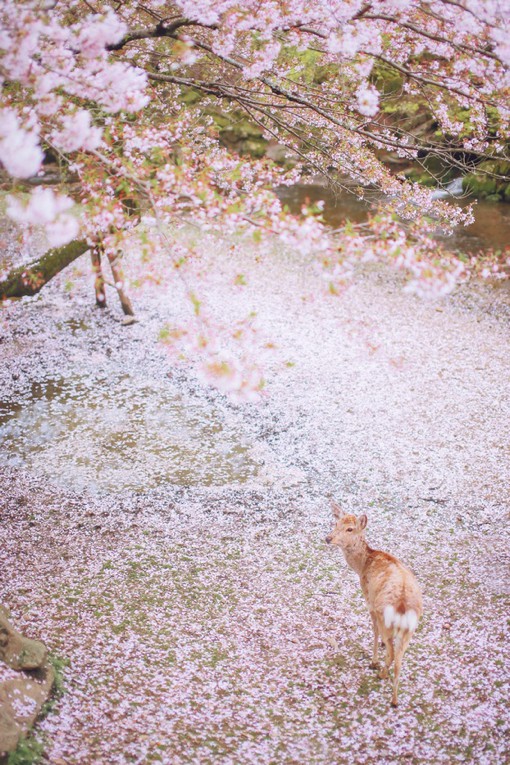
left=0, top=0, right=509, bottom=395
left=6, top=188, right=73, bottom=227
left=74, top=10, right=127, bottom=59
left=51, top=110, right=102, bottom=153
left=356, top=85, right=380, bottom=117
left=0, top=109, right=43, bottom=178
left=6, top=187, right=79, bottom=247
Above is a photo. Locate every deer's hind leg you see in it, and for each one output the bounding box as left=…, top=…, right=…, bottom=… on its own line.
left=378, top=622, right=394, bottom=680
left=391, top=632, right=412, bottom=707
left=369, top=611, right=380, bottom=669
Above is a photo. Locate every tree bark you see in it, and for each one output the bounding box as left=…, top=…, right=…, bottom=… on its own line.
left=0, top=240, right=89, bottom=300
left=0, top=239, right=136, bottom=317
left=90, top=244, right=107, bottom=307
left=106, top=250, right=134, bottom=316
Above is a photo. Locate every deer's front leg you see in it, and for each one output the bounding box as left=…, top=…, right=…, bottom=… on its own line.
left=369, top=611, right=379, bottom=669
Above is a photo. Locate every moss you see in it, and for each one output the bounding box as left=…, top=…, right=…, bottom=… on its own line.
left=179, top=87, right=202, bottom=106
left=463, top=176, right=496, bottom=195
left=6, top=737, right=44, bottom=765
left=241, top=139, right=267, bottom=158
left=0, top=239, right=89, bottom=299
left=463, top=160, right=510, bottom=200
left=404, top=162, right=454, bottom=188
left=371, top=61, right=404, bottom=96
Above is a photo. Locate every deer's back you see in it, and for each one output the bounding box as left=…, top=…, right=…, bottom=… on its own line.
left=361, top=548, right=423, bottom=618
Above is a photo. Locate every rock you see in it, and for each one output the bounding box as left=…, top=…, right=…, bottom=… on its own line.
left=0, top=661, right=55, bottom=761
left=0, top=608, right=47, bottom=671
left=0, top=706, right=18, bottom=757
left=462, top=159, right=510, bottom=201
left=265, top=141, right=298, bottom=166
left=0, top=608, right=55, bottom=761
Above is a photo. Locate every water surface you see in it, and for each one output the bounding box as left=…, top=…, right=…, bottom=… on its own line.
left=0, top=373, right=259, bottom=493
left=276, top=183, right=510, bottom=254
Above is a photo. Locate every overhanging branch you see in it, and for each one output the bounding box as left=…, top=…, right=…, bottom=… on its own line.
left=0, top=240, right=89, bottom=300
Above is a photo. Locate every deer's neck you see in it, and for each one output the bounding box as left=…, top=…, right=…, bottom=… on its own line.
left=342, top=536, right=370, bottom=576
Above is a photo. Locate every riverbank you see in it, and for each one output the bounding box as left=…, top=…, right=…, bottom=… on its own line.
left=1, top=232, right=509, bottom=763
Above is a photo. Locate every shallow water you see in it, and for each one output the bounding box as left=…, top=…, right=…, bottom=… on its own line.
left=0, top=372, right=259, bottom=493
left=2, top=183, right=508, bottom=494
left=276, top=183, right=510, bottom=254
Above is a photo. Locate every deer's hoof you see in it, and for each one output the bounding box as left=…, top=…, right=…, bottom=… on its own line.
left=391, top=698, right=398, bottom=708
left=369, top=661, right=380, bottom=670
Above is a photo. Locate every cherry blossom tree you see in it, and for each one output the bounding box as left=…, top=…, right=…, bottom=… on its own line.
left=1, top=0, right=509, bottom=398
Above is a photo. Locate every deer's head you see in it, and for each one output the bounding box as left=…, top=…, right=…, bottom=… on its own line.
left=325, top=501, right=367, bottom=549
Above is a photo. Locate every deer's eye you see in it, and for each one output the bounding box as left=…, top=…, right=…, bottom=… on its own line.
left=346, top=528, right=353, bottom=532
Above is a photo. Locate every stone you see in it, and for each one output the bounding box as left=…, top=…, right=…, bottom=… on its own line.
left=0, top=662, right=55, bottom=760
left=462, top=159, right=510, bottom=200
left=0, top=607, right=55, bottom=760
left=0, top=706, right=18, bottom=756
left=0, top=608, right=47, bottom=671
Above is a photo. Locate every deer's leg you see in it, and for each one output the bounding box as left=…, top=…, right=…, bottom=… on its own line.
left=379, top=632, right=394, bottom=680
left=391, top=633, right=411, bottom=707
left=369, top=611, right=379, bottom=669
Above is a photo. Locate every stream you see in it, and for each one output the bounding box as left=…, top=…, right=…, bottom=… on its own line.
left=276, top=180, right=510, bottom=254
left=1, top=183, right=509, bottom=494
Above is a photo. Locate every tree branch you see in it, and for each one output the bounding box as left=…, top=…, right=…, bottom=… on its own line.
left=107, top=17, right=207, bottom=51
left=0, top=240, right=89, bottom=299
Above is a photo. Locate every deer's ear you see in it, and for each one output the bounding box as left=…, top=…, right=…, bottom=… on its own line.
left=331, top=501, right=343, bottom=519
left=358, top=514, right=367, bottom=530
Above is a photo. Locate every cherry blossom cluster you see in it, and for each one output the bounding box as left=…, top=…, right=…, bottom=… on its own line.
left=0, top=1, right=148, bottom=229
left=6, top=187, right=79, bottom=248
left=1, top=1, right=509, bottom=398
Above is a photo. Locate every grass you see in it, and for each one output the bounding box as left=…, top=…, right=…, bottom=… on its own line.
left=5, top=653, right=69, bottom=765
left=6, top=737, right=44, bottom=765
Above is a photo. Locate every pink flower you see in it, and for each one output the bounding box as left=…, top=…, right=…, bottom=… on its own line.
left=91, top=63, right=149, bottom=113
left=46, top=214, right=80, bottom=247
left=0, top=109, right=43, bottom=178
left=7, top=187, right=79, bottom=247
left=327, top=26, right=362, bottom=57
left=52, top=110, right=102, bottom=152
left=7, top=187, right=73, bottom=226
left=75, top=10, right=127, bottom=59
left=356, top=84, right=379, bottom=117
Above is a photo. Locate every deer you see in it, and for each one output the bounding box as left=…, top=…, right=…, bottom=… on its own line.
left=325, top=501, right=423, bottom=707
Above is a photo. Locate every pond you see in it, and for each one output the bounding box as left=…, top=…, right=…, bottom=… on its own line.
left=0, top=372, right=260, bottom=493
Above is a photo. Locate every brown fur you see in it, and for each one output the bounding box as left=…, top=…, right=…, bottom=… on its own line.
left=326, top=502, right=423, bottom=706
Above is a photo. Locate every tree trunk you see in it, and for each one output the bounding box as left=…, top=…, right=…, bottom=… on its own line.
left=0, top=240, right=89, bottom=300
left=0, top=238, right=136, bottom=317
left=106, top=250, right=134, bottom=316
left=90, top=244, right=107, bottom=307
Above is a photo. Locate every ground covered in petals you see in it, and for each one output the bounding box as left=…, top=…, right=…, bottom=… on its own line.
left=1, top=234, right=509, bottom=764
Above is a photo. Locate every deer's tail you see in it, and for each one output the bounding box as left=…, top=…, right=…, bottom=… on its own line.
left=383, top=605, right=419, bottom=636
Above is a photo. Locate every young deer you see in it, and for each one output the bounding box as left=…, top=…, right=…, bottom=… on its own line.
left=326, top=502, right=422, bottom=706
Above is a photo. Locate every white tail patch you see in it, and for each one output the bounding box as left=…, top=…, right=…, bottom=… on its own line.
left=384, top=605, right=418, bottom=634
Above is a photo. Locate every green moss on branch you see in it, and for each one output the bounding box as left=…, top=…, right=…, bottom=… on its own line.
left=0, top=240, right=89, bottom=300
